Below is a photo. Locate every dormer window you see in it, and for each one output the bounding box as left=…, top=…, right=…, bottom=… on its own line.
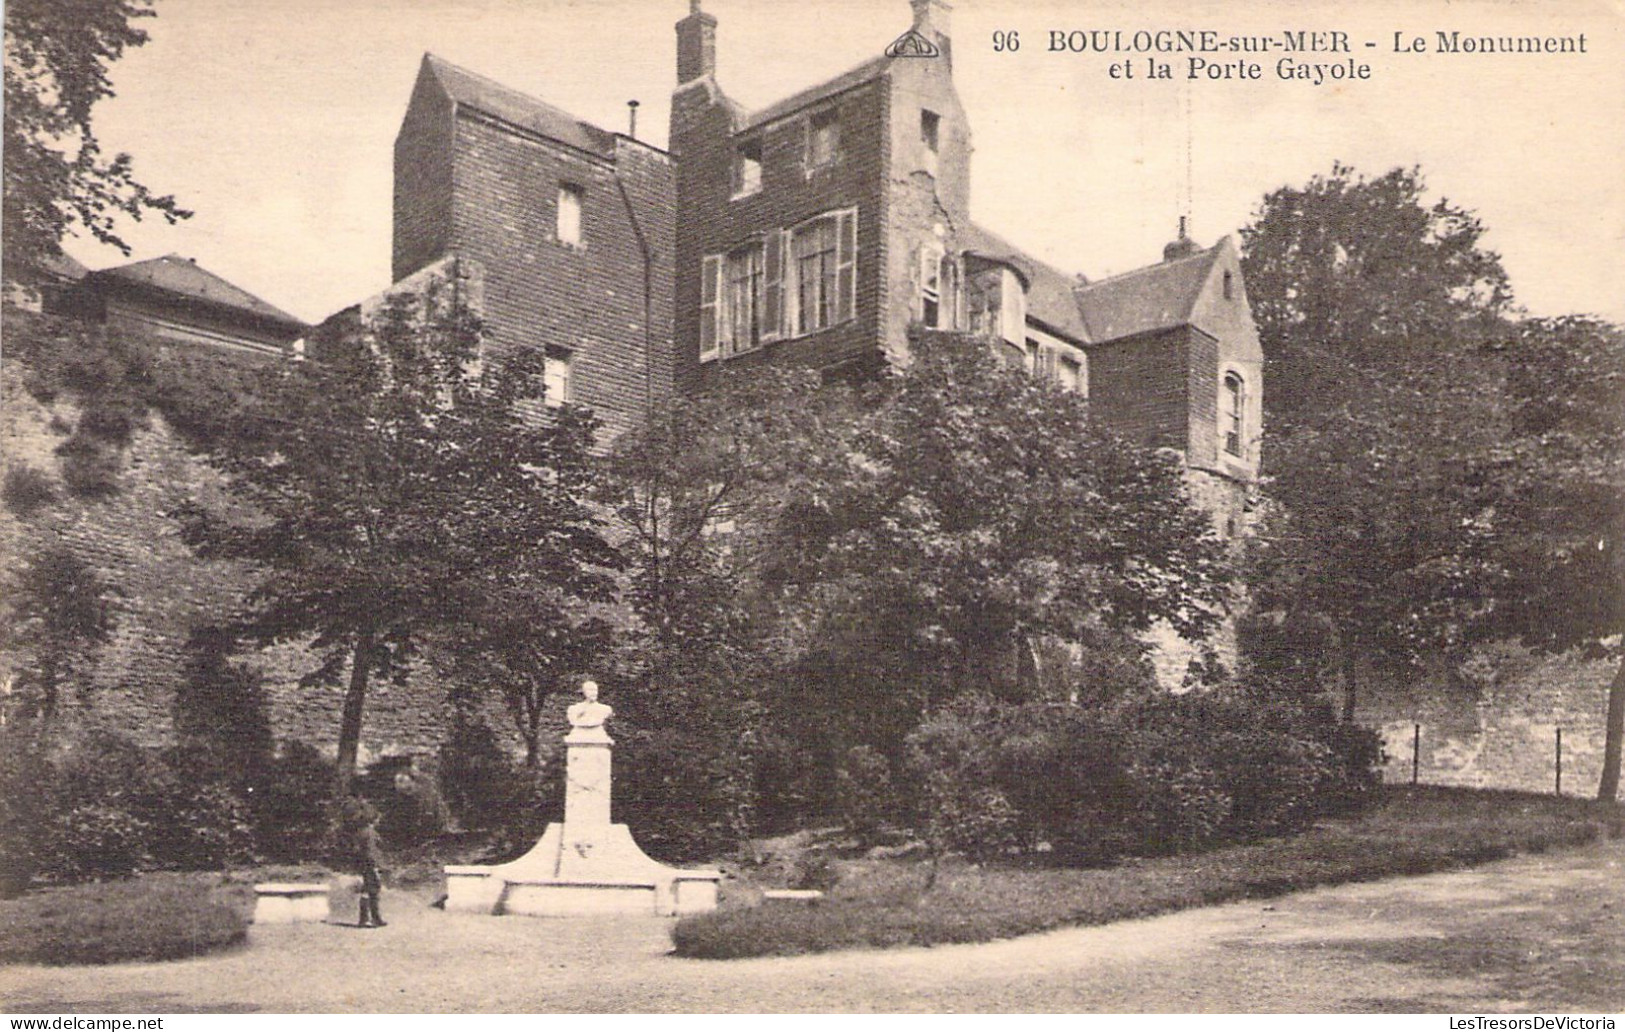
left=967, top=265, right=1024, bottom=344
left=734, top=138, right=762, bottom=197
left=1223, top=372, right=1245, bottom=456
left=806, top=109, right=839, bottom=170
left=919, top=245, right=942, bottom=327
left=917, top=246, right=959, bottom=329
left=921, top=109, right=940, bottom=176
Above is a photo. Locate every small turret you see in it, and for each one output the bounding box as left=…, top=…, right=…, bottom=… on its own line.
left=1163, top=216, right=1200, bottom=262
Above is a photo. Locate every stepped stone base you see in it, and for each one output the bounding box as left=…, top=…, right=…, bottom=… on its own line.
left=445, top=822, right=720, bottom=917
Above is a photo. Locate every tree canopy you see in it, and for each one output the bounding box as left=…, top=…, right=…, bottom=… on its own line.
left=184, top=288, right=620, bottom=791
left=3, top=0, right=189, bottom=281
left=604, top=331, right=1234, bottom=830
left=1241, top=163, right=1625, bottom=799
left=1240, top=163, right=1511, bottom=425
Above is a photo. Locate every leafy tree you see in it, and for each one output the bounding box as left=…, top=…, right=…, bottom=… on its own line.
left=1474, top=317, right=1625, bottom=799
left=184, top=288, right=620, bottom=792
left=1239, top=164, right=1515, bottom=716
left=597, top=368, right=836, bottom=852
left=445, top=573, right=616, bottom=770
left=3, top=0, right=189, bottom=282
left=1240, top=163, right=1511, bottom=426
left=779, top=331, right=1230, bottom=709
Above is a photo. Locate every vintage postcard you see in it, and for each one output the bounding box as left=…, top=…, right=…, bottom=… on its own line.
left=3, top=0, right=1622, bottom=1017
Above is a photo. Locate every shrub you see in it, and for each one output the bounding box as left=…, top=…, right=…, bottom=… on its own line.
left=358, top=757, right=450, bottom=848
left=439, top=713, right=529, bottom=833
left=40, top=733, right=162, bottom=881
left=991, top=708, right=1137, bottom=861
left=0, top=726, right=52, bottom=895
left=906, top=687, right=1384, bottom=866
left=148, top=777, right=255, bottom=871
left=0, top=874, right=247, bottom=965
left=907, top=700, right=1020, bottom=862
left=615, top=721, right=754, bottom=860
left=832, top=745, right=898, bottom=845
left=252, top=741, right=336, bottom=862
left=1126, top=757, right=1231, bottom=855
left=49, top=804, right=152, bottom=880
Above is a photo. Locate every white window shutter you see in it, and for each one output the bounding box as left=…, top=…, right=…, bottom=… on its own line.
left=836, top=209, right=857, bottom=323
left=784, top=228, right=801, bottom=337
left=763, top=230, right=784, bottom=341
left=700, top=254, right=721, bottom=363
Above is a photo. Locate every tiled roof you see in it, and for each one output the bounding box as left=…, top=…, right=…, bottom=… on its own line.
left=95, top=255, right=306, bottom=329
left=959, top=223, right=1091, bottom=344
left=739, top=55, right=893, bottom=131
left=424, top=54, right=617, bottom=158
left=41, top=251, right=89, bottom=282
left=1073, top=243, right=1222, bottom=343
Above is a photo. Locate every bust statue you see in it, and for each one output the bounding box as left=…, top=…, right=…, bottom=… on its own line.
left=567, top=679, right=612, bottom=730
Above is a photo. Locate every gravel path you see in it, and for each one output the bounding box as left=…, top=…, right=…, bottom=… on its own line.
left=5, top=838, right=1623, bottom=1013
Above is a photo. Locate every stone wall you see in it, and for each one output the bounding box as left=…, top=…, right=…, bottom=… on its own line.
left=448, top=114, right=675, bottom=444
left=0, top=337, right=495, bottom=763
left=1084, top=326, right=1192, bottom=453
left=1357, top=644, right=1616, bottom=797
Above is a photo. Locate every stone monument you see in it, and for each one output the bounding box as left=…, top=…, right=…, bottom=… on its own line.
left=444, top=681, right=721, bottom=916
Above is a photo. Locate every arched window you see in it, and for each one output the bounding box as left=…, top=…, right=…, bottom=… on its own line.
left=1223, top=372, right=1245, bottom=457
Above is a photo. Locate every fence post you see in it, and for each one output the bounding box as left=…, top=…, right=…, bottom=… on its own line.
left=1556, top=727, right=1563, bottom=796
left=1412, top=722, right=1421, bottom=786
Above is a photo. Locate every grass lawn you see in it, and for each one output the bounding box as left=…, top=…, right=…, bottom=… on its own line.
left=673, top=786, right=1625, bottom=959
left=0, top=872, right=253, bottom=966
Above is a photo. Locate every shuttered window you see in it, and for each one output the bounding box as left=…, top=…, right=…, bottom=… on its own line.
left=787, top=208, right=856, bottom=337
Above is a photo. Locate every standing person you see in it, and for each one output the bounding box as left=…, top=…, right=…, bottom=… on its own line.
left=344, top=799, right=388, bottom=928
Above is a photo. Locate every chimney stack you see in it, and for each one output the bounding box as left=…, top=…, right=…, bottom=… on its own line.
left=627, top=99, right=640, bottom=139
left=676, top=1, right=718, bottom=84
left=909, top=0, right=953, bottom=64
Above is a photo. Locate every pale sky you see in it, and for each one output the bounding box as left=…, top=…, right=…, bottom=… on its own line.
left=65, top=0, right=1625, bottom=325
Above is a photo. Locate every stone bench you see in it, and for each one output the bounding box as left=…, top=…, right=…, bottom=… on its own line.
left=762, top=889, right=825, bottom=905
left=253, top=882, right=331, bottom=924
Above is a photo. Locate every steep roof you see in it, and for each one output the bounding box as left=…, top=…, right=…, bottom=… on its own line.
left=94, top=254, right=306, bottom=330
left=423, top=54, right=617, bottom=158
left=41, top=251, right=89, bottom=282
left=1073, top=243, right=1224, bottom=344
left=959, top=223, right=1090, bottom=343
left=739, top=55, right=893, bottom=131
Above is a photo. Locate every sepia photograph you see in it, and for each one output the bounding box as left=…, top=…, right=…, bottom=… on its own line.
left=1, top=0, right=1622, bottom=1016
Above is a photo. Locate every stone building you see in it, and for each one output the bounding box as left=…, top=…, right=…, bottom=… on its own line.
left=392, top=54, right=675, bottom=441
left=60, top=254, right=307, bottom=358
left=388, top=0, right=1262, bottom=541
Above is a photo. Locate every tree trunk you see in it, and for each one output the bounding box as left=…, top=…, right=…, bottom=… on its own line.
left=524, top=723, right=541, bottom=771
left=1341, top=647, right=1359, bottom=723
left=334, top=636, right=372, bottom=796
left=1597, top=656, right=1625, bottom=803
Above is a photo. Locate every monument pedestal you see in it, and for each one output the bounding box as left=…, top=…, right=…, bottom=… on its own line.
left=444, top=685, right=721, bottom=918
